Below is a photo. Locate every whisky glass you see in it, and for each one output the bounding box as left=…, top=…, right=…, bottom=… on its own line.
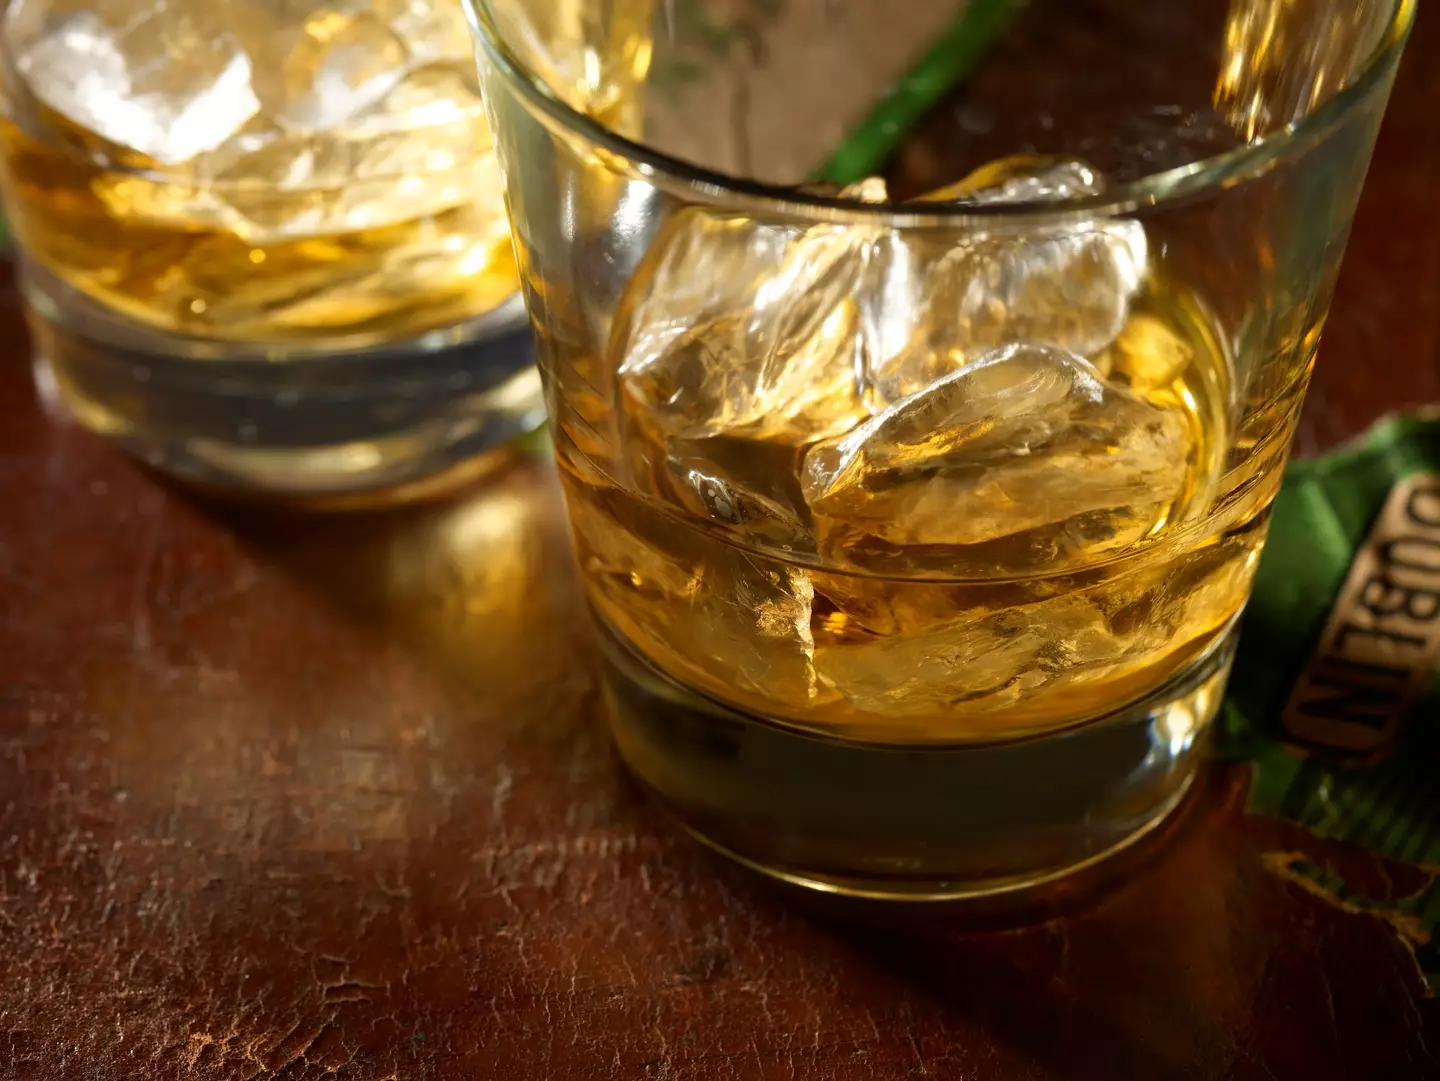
left=471, top=0, right=1413, bottom=898
left=0, top=0, right=635, bottom=501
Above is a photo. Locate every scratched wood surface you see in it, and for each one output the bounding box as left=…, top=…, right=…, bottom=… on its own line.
left=3, top=9, right=1440, bottom=1080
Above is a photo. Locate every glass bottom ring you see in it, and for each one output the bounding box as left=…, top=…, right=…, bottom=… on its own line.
left=599, top=610, right=1235, bottom=903
left=21, top=257, right=545, bottom=506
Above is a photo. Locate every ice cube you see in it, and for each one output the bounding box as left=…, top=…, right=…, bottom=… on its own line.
left=802, top=343, right=1193, bottom=574
left=613, top=182, right=899, bottom=550
left=932, top=220, right=1146, bottom=356
left=654, top=443, right=816, bottom=553
left=912, top=154, right=1107, bottom=206
left=567, top=478, right=826, bottom=710
left=376, top=0, right=474, bottom=64
left=620, top=405, right=817, bottom=553
left=3, top=0, right=261, bottom=164
left=274, top=10, right=410, bottom=132
left=809, top=569, right=983, bottom=639
left=874, top=156, right=1148, bottom=402
left=809, top=535, right=1255, bottom=735
left=614, top=198, right=885, bottom=446
left=813, top=593, right=1123, bottom=723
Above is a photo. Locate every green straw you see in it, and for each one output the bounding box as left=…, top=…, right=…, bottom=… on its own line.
left=812, top=0, right=1023, bottom=186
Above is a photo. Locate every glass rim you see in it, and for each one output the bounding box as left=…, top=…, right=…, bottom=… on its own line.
left=467, top=0, right=1415, bottom=221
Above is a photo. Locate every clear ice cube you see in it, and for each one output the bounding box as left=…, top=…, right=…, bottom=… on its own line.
left=802, top=343, right=1193, bottom=574
left=874, top=156, right=1148, bottom=401
left=813, top=593, right=1122, bottom=721
left=913, top=154, right=1107, bottom=205
left=807, top=522, right=1258, bottom=732
left=207, top=0, right=491, bottom=236
left=569, top=480, right=825, bottom=708
left=375, top=0, right=474, bottom=64
left=272, top=10, right=410, bottom=132
left=656, top=444, right=816, bottom=553
left=3, top=1, right=262, bottom=165
left=931, top=220, right=1147, bottom=355
left=614, top=181, right=892, bottom=550
left=614, top=191, right=887, bottom=447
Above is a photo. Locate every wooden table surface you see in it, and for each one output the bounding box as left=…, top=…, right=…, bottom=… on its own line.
left=3, top=10, right=1440, bottom=1080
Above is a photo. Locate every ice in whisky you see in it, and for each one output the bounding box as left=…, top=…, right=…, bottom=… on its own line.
left=0, top=0, right=526, bottom=340
left=559, top=159, right=1263, bottom=745
left=0, top=0, right=652, bottom=496
left=0, top=0, right=652, bottom=340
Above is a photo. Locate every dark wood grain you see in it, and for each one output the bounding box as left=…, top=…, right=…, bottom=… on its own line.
left=2, top=7, right=1440, bottom=1078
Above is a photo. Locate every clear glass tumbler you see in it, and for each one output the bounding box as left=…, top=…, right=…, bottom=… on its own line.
left=0, top=0, right=641, bottom=502
left=470, top=0, right=1414, bottom=898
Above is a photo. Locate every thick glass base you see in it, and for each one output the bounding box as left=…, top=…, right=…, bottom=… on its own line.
left=21, top=259, right=545, bottom=505
left=599, top=613, right=1234, bottom=902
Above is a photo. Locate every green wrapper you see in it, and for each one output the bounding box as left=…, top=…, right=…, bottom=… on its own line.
left=1220, top=413, right=1440, bottom=985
